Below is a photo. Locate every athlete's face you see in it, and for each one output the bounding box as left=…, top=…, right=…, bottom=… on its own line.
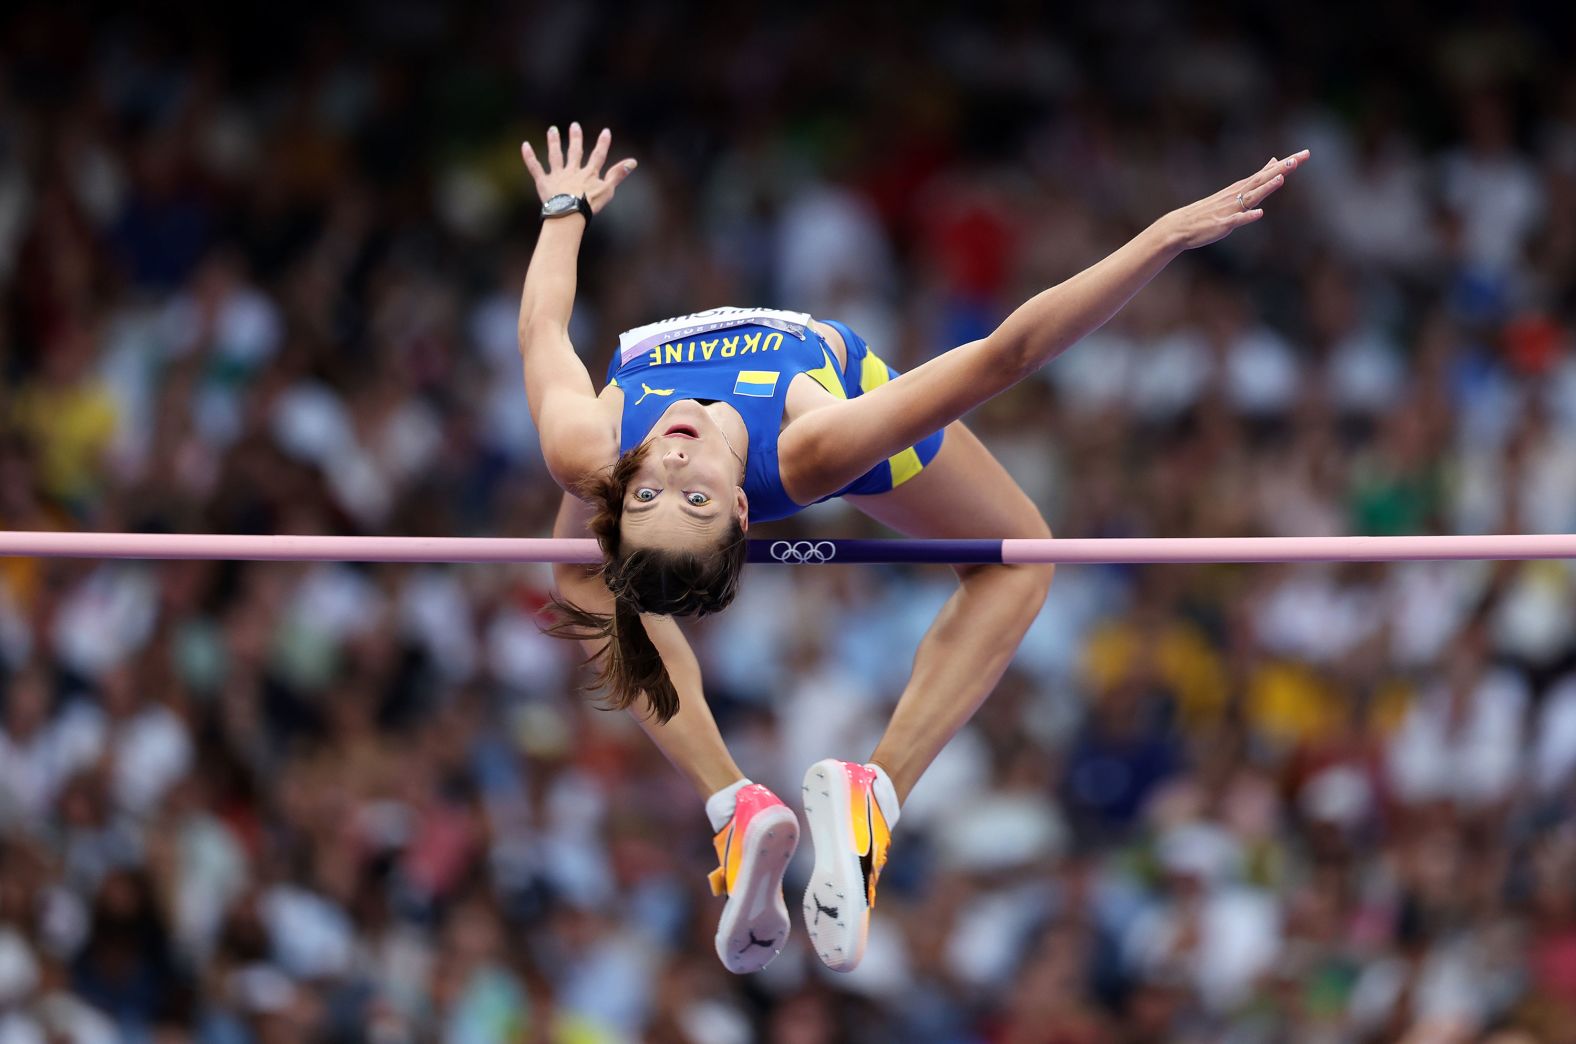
left=620, top=400, right=748, bottom=551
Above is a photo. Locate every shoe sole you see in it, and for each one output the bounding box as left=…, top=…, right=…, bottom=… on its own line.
left=714, top=803, right=799, bottom=974
left=801, top=759, right=868, bottom=972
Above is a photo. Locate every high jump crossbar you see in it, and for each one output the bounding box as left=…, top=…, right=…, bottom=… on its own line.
left=2, top=532, right=1576, bottom=565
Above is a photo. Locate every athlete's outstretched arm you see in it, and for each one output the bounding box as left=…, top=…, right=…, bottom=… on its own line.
left=550, top=494, right=744, bottom=797
left=516, top=123, right=638, bottom=488
left=780, top=151, right=1309, bottom=500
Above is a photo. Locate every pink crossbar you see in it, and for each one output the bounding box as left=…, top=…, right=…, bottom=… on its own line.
left=0, top=532, right=603, bottom=563
left=999, top=535, right=1576, bottom=564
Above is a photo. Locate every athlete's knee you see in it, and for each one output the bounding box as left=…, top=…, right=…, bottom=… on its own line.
left=1004, top=511, right=1053, bottom=595
left=1001, top=515, right=1055, bottom=608
left=953, top=504, right=1053, bottom=610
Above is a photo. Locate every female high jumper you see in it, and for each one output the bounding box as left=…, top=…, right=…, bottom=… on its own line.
left=519, top=122, right=1306, bottom=974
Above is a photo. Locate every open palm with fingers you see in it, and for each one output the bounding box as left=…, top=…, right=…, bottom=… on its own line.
left=1161, top=149, right=1311, bottom=250
left=522, top=122, right=638, bottom=215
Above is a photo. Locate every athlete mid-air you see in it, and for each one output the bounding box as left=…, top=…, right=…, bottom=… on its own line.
left=517, top=122, right=1306, bottom=973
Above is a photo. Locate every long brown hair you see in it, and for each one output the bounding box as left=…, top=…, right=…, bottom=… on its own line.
left=545, top=442, right=748, bottom=723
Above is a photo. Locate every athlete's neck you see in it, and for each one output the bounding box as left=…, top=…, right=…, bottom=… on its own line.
left=707, top=401, right=750, bottom=470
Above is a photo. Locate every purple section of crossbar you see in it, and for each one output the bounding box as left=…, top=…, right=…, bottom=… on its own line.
left=3, top=532, right=1576, bottom=565
left=745, top=539, right=1002, bottom=564
left=1001, top=535, right=1576, bottom=564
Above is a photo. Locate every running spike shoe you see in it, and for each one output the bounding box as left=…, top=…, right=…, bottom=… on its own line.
left=800, top=759, right=891, bottom=972
left=707, top=783, right=799, bottom=973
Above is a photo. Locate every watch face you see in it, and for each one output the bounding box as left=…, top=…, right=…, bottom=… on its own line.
left=543, top=194, right=579, bottom=216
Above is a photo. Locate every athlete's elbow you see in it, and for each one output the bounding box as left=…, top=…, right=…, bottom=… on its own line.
left=544, top=454, right=593, bottom=496
left=517, top=314, right=563, bottom=353
left=515, top=317, right=537, bottom=353
left=983, top=330, right=1041, bottom=384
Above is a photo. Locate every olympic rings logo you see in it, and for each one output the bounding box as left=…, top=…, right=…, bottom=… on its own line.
left=768, top=540, right=837, bottom=564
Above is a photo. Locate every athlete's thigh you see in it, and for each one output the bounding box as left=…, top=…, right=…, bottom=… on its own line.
left=845, top=422, right=1050, bottom=541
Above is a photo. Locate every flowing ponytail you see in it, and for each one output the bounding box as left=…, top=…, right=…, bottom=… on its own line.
left=544, top=443, right=747, bottom=723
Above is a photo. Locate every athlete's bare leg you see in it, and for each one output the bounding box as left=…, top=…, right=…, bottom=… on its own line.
left=848, top=422, right=1054, bottom=800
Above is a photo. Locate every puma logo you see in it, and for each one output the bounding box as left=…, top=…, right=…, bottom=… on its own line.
left=740, top=930, right=776, bottom=954
left=812, top=895, right=840, bottom=925
left=634, top=382, right=674, bottom=406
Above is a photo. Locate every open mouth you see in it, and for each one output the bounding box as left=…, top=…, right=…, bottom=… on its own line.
left=663, top=424, right=700, bottom=439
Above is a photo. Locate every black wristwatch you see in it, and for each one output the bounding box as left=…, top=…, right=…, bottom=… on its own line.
left=541, top=193, right=592, bottom=225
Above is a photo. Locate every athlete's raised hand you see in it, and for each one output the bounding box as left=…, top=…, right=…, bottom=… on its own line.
left=521, top=123, right=637, bottom=215
left=1157, top=149, right=1310, bottom=251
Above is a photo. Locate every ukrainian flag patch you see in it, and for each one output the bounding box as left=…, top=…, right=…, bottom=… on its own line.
left=733, top=370, right=779, bottom=397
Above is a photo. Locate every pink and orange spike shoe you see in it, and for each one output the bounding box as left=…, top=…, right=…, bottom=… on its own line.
left=707, top=783, right=799, bottom=974
left=800, top=759, right=892, bottom=972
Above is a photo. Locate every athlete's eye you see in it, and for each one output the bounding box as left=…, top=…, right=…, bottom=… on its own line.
left=686, top=492, right=710, bottom=506
left=635, top=488, right=658, bottom=502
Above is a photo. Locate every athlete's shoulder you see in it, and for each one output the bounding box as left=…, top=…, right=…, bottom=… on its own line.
left=543, top=397, right=621, bottom=491
left=808, top=319, right=849, bottom=369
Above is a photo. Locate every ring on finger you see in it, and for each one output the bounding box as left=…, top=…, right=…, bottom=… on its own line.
left=1236, top=192, right=1248, bottom=211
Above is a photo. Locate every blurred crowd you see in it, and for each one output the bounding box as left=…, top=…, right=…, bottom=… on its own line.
left=4, top=2, right=1576, bottom=1041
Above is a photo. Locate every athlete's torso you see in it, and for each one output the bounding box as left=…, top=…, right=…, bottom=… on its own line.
left=604, top=308, right=850, bottom=522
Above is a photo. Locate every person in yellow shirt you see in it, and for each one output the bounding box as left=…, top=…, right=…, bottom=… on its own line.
left=1081, top=601, right=1229, bottom=729
left=10, top=321, right=118, bottom=512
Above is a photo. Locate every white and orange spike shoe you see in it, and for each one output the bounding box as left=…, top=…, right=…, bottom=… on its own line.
left=800, top=759, right=892, bottom=972
left=707, top=784, right=799, bottom=974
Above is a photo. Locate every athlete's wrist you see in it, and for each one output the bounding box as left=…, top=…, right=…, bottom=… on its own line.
left=1145, top=214, right=1191, bottom=257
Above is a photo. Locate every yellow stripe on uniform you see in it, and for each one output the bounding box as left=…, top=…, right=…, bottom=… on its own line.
left=857, top=347, right=923, bottom=486
left=804, top=348, right=847, bottom=399
left=858, top=350, right=890, bottom=395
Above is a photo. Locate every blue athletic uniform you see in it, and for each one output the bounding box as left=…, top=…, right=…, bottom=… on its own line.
left=607, top=308, right=945, bottom=523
